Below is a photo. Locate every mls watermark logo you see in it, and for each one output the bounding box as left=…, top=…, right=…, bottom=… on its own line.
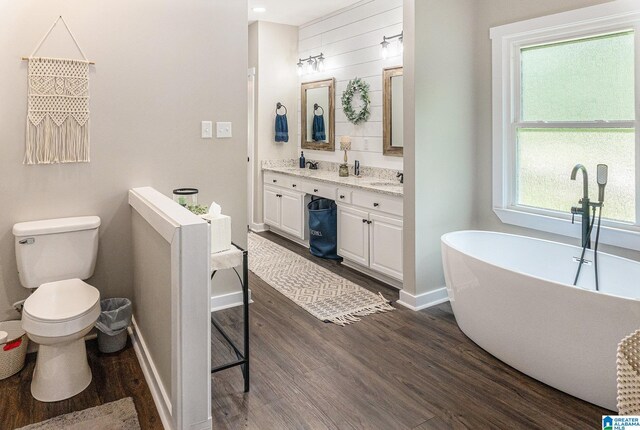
left=603, top=415, right=640, bottom=429
left=604, top=416, right=613, bottom=430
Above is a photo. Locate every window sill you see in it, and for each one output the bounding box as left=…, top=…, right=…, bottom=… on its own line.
left=493, top=207, right=640, bottom=252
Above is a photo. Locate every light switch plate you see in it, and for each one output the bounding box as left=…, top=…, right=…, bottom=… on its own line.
left=216, top=122, right=232, bottom=138
left=201, top=121, right=213, bottom=139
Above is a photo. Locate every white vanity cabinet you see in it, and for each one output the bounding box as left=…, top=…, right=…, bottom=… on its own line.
left=368, top=213, right=403, bottom=280
left=263, top=170, right=403, bottom=284
left=263, top=186, right=281, bottom=227
left=263, top=185, right=305, bottom=239
left=337, top=202, right=403, bottom=281
left=336, top=205, right=369, bottom=266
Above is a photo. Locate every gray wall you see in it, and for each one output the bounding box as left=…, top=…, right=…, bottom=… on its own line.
left=403, top=0, right=638, bottom=299
left=473, top=0, right=640, bottom=262
left=249, top=21, right=299, bottom=225
left=132, top=210, right=172, bottom=395
left=403, top=0, right=417, bottom=295
left=403, top=0, right=476, bottom=297
left=0, top=0, right=248, bottom=321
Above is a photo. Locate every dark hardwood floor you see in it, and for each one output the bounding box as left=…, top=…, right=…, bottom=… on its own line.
left=2, top=229, right=608, bottom=430
left=0, top=338, right=162, bottom=429
left=211, top=231, right=610, bottom=430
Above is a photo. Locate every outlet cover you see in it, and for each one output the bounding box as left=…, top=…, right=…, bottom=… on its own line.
left=216, top=122, right=232, bottom=138
left=201, top=121, right=213, bottom=139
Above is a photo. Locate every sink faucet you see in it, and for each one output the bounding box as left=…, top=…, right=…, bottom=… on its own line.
left=396, top=172, right=403, bottom=184
left=570, top=164, right=591, bottom=249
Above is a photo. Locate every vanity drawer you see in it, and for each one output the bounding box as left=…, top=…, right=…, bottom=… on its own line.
left=300, top=181, right=335, bottom=200
left=263, top=172, right=290, bottom=188
left=352, top=190, right=403, bottom=216
left=336, top=188, right=352, bottom=204
left=288, top=178, right=305, bottom=193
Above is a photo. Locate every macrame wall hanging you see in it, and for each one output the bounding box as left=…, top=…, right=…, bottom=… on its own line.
left=23, top=16, right=94, bottom=165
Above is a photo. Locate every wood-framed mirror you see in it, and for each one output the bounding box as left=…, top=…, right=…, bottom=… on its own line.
left=383, top=66, right=403, bottom=156
left=301, top=78, right=335, bottom=152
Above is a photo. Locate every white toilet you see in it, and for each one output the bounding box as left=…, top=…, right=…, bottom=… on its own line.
left=13, top=216, right=101, bottom=402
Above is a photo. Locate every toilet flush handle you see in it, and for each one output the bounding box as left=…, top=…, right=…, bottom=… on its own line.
left=18, top=238, right=35, bottom=245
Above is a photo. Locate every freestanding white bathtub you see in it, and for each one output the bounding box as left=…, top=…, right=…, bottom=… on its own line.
left=441, top=230, right=640, bottom=411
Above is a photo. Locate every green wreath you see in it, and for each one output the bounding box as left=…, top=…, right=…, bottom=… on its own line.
left=341, top=77, right=371, bottom=125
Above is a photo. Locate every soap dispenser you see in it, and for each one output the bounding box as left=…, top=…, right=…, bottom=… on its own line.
left=300, top=151, right=306, bottom=168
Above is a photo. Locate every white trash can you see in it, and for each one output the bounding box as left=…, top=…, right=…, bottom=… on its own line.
left=0, top=320, right=28, bottom=380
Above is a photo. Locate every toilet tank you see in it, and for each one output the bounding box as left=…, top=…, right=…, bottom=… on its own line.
left=13, top=216, right=101, bottom=289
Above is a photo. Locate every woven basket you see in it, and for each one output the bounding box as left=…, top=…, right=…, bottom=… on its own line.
left=617, top=328, right=640, bottom=414
left=0, top=320, right=28, bottom=380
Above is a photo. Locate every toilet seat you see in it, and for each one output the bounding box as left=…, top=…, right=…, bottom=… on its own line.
left=22, top=279, right=100, bottom=338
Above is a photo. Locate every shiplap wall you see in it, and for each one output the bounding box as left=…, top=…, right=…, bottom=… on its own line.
left=297, top=0, right=403, bottom=169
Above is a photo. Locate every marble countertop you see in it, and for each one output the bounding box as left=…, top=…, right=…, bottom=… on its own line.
left=263, top=166, right=403, bottom=197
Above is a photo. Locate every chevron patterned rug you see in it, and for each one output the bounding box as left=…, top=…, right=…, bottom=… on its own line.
left=248, top=233, right=394, bottom=326
left=16, top=397, right=140, bottom=429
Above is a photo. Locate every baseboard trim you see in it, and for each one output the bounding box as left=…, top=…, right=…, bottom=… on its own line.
left=129, top=316, right=173, bottom=430
left=396, top=287, right=449, bottom=311
left=211, top=290, right=253, bottom=312
left=249, top=223, right=269, bottom=233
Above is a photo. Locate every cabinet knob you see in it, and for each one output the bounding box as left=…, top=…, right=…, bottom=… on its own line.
left=362, top=219, right=367, bottom=223
left=292, top=184, right=297, bottom=188
left=314, top=188, right=318, bottom=193
left=368, top=220, right=372, bottom=224
left=273, top=179, right=277, bottom=183
left=373, top=203, right=379, bottom=207
left=339, top=195, right=345, bottom=199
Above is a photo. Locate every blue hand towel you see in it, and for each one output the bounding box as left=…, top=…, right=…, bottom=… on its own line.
left=312, top=114, right=326, bottom=141
left=275, top=114, right=289, bottom=142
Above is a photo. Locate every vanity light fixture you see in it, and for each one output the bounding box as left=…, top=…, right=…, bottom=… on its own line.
left=252, top=7, right=266, bottom=13
left=380, top=31, right=403, bottom=59
left=297, top=53, right=325, bottom=76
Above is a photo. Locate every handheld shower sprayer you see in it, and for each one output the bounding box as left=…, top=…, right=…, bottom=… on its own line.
left=597, top=164, right=608, bottom=203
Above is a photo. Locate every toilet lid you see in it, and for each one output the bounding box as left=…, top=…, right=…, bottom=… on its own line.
left=24, top=279, right=99, bottom=322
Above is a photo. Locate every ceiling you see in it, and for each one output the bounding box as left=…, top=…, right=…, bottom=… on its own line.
left=248, top=0, right=361, bottom=27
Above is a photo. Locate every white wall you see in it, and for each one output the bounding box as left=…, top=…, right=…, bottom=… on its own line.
left=402, top=0, right=476, bottom=300
left=0, top=0, right=248, bottom=321
left=249, top=21, right=299, bottom=225
left=297, top=0, right=404, bottom=169
left=473, top=0, right=640, bottom=262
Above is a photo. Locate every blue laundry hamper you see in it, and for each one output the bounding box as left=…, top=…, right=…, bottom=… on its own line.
left=307, top=197, right=341, bottom=260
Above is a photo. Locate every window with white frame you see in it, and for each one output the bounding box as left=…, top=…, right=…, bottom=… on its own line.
left=491, top=1, right=640, bottom=250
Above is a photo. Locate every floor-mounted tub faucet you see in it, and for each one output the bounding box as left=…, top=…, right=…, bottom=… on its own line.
left=570, top=164, right=591, bottom=249
left=570, top=164, right=608, bottom=291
